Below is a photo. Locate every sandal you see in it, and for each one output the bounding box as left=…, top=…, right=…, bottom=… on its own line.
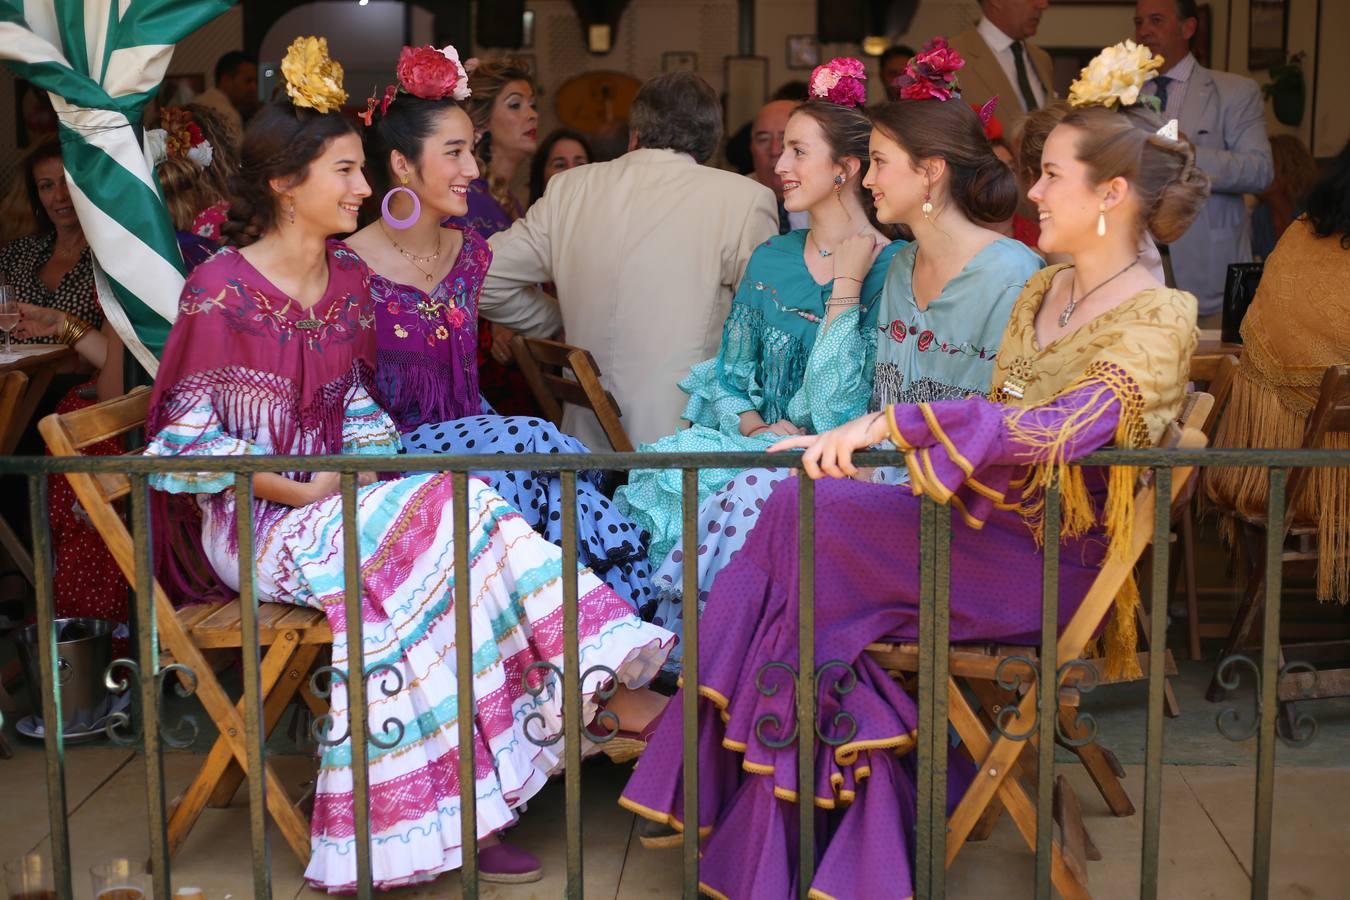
left=479, top=842, right=543, bottom=884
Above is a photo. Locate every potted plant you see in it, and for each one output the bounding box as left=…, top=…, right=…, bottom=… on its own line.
left=1262, top=51, right=1306, bottom=127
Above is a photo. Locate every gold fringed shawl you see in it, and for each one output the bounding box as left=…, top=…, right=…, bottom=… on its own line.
left=989, top=265, right=1199, bottom=677
left=1204, top=218, right=1350, bottom=603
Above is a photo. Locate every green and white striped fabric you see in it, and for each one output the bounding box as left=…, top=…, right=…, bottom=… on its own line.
left=1, top=0, right=236, bottom=373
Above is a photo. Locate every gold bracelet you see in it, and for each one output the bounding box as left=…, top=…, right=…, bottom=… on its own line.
left=60, top=314, right=93, bottom=346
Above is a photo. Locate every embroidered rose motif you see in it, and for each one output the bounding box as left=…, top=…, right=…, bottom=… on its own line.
left=393, top=323, right=408, bottom=338
left=446, top=307, right=467, bottom=329
left=435, top=325, right=449, bottom=340
left=386, top=301, right=400, bottom=314
left=917, top=330, right=935, bottom=351
left=889, top=319, right=907, bottom=343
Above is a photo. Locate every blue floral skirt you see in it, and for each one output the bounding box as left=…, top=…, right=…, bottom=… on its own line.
left=402, top=415, right=653, bottom=611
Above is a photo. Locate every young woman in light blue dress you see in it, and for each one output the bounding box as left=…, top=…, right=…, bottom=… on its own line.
left=616, top=66, right=900, bottom=571
left=647, top=98, right=1043, bottom=666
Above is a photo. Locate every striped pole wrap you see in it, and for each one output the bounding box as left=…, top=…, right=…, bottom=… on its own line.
left=1, top=0, right=236, bottom=374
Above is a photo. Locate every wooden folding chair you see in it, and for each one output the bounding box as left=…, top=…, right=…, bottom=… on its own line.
left=39, top=387, right=331, bottom=865
left=1206, top=364, right=1350, bottom=715
left=867, top=402, right=1208, bottom=898
left=509, top=334, right=634, bottom=451
left=0, top=371, right=33, bottom=587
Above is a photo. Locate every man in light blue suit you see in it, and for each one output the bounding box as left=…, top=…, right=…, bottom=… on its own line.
left=1136, top=0, right=1273, bottom=324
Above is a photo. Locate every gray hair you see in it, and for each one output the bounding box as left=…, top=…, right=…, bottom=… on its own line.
left=629, top=72, right=723, bottom=164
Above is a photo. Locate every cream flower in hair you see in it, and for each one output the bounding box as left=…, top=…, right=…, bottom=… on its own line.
left=1068, top=40, right=1163, bottom=110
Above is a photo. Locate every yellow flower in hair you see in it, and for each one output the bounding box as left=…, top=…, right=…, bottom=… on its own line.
left=1068, top=40, right=1163, bottom=110
left=281, top=36, right=348, bottom=113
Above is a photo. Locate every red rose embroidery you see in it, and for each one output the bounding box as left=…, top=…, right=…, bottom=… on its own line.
left=889, top=319, right=907, bottom=343
left=917, top=330, right=934, bottom=351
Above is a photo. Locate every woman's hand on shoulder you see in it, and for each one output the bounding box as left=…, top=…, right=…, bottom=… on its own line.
left=768, top=410, right=890, bottom=479
left=832, top=231, right=880, bottom=285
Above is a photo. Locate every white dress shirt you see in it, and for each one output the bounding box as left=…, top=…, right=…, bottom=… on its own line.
left=976, top=17, right=1048, bottom=112
left=1145, top=52, right=1196, bottom=120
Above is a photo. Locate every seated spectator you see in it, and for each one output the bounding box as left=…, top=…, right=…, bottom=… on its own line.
left=1251, top=133, right=1318, bottom=260
left=1207, top=140, right=1350, bottom=602
left=528, top=128, right=593, bottom=206
left=183, top=102, right=240, bottom=241
left=749, top=97, right=804, bottom=233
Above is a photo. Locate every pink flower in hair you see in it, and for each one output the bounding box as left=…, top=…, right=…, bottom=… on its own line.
left=895, top=36, right=965, bottom=102
left=396, top=44, right=469, bottom=101
left=809, top=57, right=868, bottom=108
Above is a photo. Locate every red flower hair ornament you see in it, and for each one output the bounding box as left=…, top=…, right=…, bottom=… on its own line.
left=894, top=37, right=965, bottom=102
left=360, top=44, right=476, bottom=127
left=808, top=57, right=868, bottom=108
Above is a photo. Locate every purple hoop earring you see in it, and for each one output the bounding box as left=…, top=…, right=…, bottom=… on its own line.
left=381, top=182, right=420, bottom=229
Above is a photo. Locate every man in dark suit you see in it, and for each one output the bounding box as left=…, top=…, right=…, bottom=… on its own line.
left=1136, top=0, right=1273, bottom=324
left=949, top=0, right=1054, bottom=136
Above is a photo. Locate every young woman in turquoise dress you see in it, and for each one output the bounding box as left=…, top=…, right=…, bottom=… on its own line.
left=646, top=94, right=1044, bottom=668
left=344, top=45, right=653, bottom=609
left=615, top=59, right=900, bottom=569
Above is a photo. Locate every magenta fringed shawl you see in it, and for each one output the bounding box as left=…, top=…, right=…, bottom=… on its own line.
left=370, top=225, right=489, bottom=430
left=148, top=240, right=379, bottom=603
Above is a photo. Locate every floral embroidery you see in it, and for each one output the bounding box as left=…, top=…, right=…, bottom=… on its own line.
left=880, top=318, right=996, bottom=358
left=394, top=323, right=409, bottom=338
left=755, top=279, right=824, bottom=325
left=435, top=325, right=449, bottom=340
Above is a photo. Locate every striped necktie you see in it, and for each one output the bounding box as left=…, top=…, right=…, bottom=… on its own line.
left=1154, top=75, right=1173, bottom=112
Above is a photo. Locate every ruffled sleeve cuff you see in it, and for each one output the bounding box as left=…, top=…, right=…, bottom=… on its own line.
left=678, top=355, right=760, bottom=432
left=144, top=399, right=264, bottom=494
left=342, top=385, right=404, bottom=456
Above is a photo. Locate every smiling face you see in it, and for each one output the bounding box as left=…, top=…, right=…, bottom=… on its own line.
left=862, top=128, right=928, bottom=226
left=776, top=111, right=844, bottom=214
left=281, top=131, right=370, bottom=237
left=1026, top=124, right=1112, bottom=255
left=397, top=105, right=479, bottom=219
left=543, top=137, right=590, bottom=186
left=488, top=79, right=539, bottom=159
left=32, top=156, right=80, bottom=231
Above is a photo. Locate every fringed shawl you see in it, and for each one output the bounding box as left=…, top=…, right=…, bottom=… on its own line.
left=371, top=226, right=490, bottom=431
left=987, top=265, right=1198, bottom=675
left=1206, top=218, right=1350, bottom=602
left=147, top=241, right=379, bottom=602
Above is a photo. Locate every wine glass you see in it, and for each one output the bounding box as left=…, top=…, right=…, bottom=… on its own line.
left=0, top=279, right=17, bottom=359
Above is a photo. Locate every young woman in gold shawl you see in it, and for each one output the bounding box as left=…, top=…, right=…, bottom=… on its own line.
left=616, top=43, right=1211, bottom=900
left=1207, top=139, right=1350, bottom=601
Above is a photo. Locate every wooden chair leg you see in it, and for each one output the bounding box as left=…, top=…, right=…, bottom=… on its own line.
left=1057, top=706, right=1134, bottom=817
left=1182, top=511, right=1203, bottom=661
left=165, top=631, right=306, bottom=859
left=1134, top=602, right=1183, bottom=717
left=207, top=640, right=320, bottom=808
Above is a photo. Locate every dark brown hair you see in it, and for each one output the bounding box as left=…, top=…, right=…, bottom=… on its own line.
left=868, top=100, right=1019, bottom=224
left=223, top=102, right=357, bottom=246
left=528, top=128, right=593, bottom=205
left=790, top=100, right=881, bottom=228
left=1058, top=104, right=1210, bottom=243
left=20, top=136, right=64, bottom=233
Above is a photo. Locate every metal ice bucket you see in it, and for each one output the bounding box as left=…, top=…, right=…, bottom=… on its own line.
left=16, top=617, right=114, bottom=731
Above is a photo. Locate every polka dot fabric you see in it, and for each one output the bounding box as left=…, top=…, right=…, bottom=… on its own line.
left=402, top=415, right=652, bottom=610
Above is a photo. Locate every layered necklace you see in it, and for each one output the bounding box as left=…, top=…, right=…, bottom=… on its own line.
left=1059, top=256, right=1140, bottom=327
left=381, top=223, right=442, bottom=283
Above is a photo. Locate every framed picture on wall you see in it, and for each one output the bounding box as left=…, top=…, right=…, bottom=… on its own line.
left=786, top=35, right=819, bottom=70
left=662, top=52, right=698, bottom=73
left=1249, top=0, right=1289, bottom=71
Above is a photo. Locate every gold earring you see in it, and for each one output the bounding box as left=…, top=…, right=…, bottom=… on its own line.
left=288, top=201, right=296, bottom=225
left=922, top=181, right=934, bottom=219
left=1097, top=201, right=1107, bottom=237
left=400, top=174, right=409, bottom=186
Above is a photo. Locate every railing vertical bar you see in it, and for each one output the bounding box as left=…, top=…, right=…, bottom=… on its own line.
left=451, top=473, right=478, bottom=898
left=914, top=497, right=937, bottom=900
left=930, top=501, right=951, bottom=899
left=131, top=475, right=171, bottom=900
left=561, top=469, right=584, bottom=897
left=1034, top=483, right=1061, bottom=899
left=1251, top=467, right=1286, bottom=900
left=30, top=474, right=72, bottom=900
left=1141, top=467, right=1173, bottom=900
left=339, top=473, right=373, bottom=900
left=680, top=467, right=700, bottom=898
left=233, top=474, right=271, bottom=898
left=796, top=475, right=816, bottom=900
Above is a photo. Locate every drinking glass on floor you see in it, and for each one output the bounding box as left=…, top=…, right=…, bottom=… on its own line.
left=90, top=859, right=147, bottom=900
left=4, top=852, right=54, bottom=900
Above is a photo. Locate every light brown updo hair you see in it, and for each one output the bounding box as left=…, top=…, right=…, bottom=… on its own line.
left=462, top=55, right=535, bottom=219
left=1057, top=104, right=1211, bottom=243
left=868, top=99, right=1019, bottom=224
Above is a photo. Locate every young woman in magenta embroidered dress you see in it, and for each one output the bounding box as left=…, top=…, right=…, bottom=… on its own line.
left=143, top=39, right=672, bottom=893
left=620, top=42, right=1211, bottom=899
left=646, top=90, right=1043, bottom=669
left=615, top=60, right=899, bottom=570
left=344, top=46, right=652, bottom=610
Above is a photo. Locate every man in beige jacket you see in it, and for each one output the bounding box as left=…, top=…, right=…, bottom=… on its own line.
left=479, top=72, right=778, bottom=449
left=949, top=0, right=1055, bottom=136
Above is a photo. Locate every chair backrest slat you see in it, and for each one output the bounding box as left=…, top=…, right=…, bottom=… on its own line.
left=509, top=334, right=634, bottom=452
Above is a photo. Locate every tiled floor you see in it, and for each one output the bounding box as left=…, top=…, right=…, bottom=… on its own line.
left=3, top=736, right=1348, bottom=899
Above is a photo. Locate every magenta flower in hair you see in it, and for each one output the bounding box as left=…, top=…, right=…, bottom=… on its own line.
left=396, top=44, right=471, bottom=101
left=808, top=57, right=868, bottom=108
left=895, top=37, right=965, bottom=102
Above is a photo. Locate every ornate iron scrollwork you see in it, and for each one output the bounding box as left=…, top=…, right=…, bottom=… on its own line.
left=103, top=658, right=199, bottom=749
left=992, top=655, right=1039, bottom=741
left=1215, top=654, right=1319, bottom=746
left=521, top=661, right=563, bottom=747
left=308, top=662, right=408, bottom=750
left=750, top=659, right=863, bottom=749
left=1054, top=659, right=1099, bottom=747
left=814, top=659, right=859, bottom=747
left=753, top=661, right=799, bottom=749
left=1276, top=660, right=1319, bottom=746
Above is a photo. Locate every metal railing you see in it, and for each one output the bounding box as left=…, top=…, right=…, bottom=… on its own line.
left=1, top=446, right=1343, bottom=900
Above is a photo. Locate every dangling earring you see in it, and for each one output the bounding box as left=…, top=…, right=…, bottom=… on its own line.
left=833, top=173, right=845, bottom=193
left=1096, top=201, right=1107, bottom=237
left=382, top=173, right=421, bottom=230
left=287, top=200, right=296, bottom=225
left=922, top=179, right=934, bottom=220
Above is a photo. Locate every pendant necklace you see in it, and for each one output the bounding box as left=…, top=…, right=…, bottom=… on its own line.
left=1059, top=256, right=1140, bottom=328
left=383, top=224, right=442, bottom=283
left=807, top=231, right=831, bottom=258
